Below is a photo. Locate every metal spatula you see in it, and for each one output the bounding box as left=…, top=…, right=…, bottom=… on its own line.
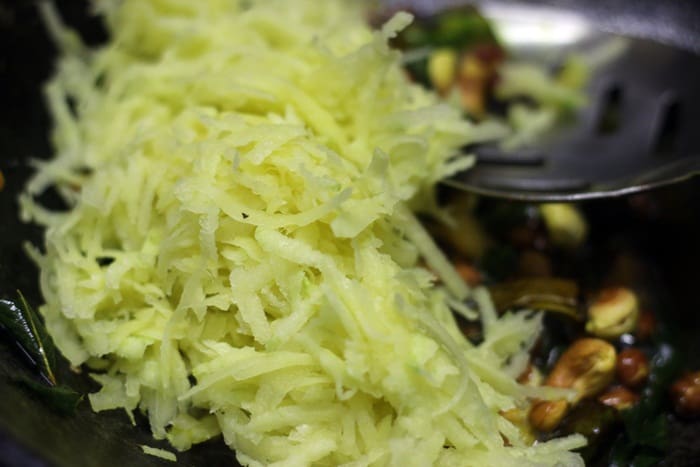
left=439, top=3, right=700, bottom=201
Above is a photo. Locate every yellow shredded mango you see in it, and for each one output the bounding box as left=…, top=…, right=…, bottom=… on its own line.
left=22, top=1, right=584, bottom=465
left=140, top=445, right=177, bottom=462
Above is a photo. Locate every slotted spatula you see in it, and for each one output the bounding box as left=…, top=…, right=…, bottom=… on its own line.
left=435, top=2, right=700, bottom=201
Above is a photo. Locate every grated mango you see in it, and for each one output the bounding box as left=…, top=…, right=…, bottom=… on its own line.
left=21, top=1, right=585, bottom=465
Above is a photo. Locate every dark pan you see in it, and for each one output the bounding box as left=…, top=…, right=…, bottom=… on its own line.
left=1, top=1, right=699, bottom=466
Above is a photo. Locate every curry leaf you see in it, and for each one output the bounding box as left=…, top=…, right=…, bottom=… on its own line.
left=0, top=291, right=57, bottom=385
left=397, top=7, right=500, bottom=50
left=15, top=377, right=84, bottom=416
left=623, top=410, right=668, bottom=453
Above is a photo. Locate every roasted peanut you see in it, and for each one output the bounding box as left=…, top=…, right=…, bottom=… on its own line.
left=517, top=363, right=543, bottom=387
left=539, top=203, right=588, bottom=249
left=616, top=348, right=649, bottom=388
left=458, top=79, right=486, bottom=116
left=598, top=386, right=640, bottom=411
left=586, top=287, right=639, bottom=339
left=528, top=399, right=569, bottom=432
left=528, top=338, right=616, bottom=432
left=460, top=54, right=488, bottom=81
left=546, top=338, right=617, bottom=400
left=500, top=407, right=535, bottom=444
left=670, top=371, right=700, bottom=418
left=428, top=49, right=457, bottom=95
left=457, top=54, right=490, bottom=116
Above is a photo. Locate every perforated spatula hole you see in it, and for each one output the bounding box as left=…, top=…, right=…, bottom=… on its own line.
left=596, top=84, right=624, bottom=135
left=652, top=99, right=681, bottom=157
